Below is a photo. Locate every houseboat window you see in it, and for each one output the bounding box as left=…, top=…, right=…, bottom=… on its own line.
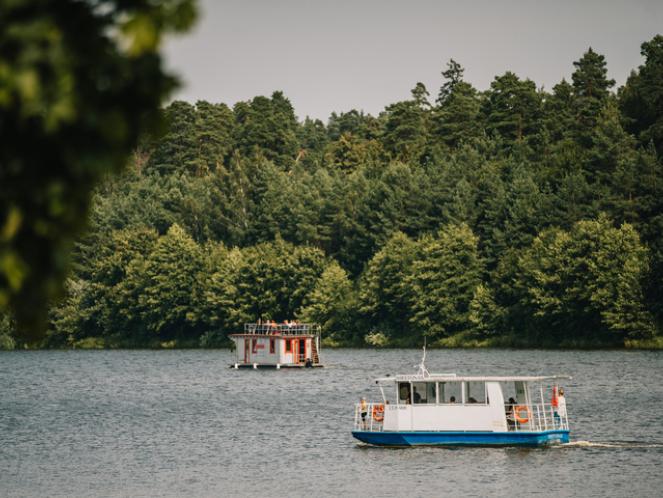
left=269, top=338, right=275, bottom=354
left=438, top=382, right=461, bottom=404
left=285, top=340, right=291, bottom=352
left=398, top=382, right=411, bottom=404
left=412, top=382, right=436, bottom=404
left=465, top=381, right=487, bottom=404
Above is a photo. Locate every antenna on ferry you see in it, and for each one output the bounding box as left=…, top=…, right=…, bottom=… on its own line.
left=417, top=338, right=429, bottom=378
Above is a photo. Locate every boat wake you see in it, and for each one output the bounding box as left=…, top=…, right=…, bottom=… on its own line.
left=560, top=440, right=663, bottom=449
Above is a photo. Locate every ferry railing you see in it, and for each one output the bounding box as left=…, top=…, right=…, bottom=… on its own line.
left=353, top=402, right=567, bottom=433
left=505, top=403, right=569, bottom=432
left=243, top=323, right=321, bottom=336
left=353, top=403, right=384, bottom=432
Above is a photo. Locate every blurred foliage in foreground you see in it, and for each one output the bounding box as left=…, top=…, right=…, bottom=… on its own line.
left=0, top=0, right=197, bottom=343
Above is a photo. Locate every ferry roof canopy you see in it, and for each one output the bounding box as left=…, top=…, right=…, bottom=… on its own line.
left=375, top=374, right=572, bottom=383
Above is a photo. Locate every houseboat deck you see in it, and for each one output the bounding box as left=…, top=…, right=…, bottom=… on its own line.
left=232, top=362, right=324, bottom=369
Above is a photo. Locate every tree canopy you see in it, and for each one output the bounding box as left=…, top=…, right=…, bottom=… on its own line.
left=3, top=34, right=663, bottom=350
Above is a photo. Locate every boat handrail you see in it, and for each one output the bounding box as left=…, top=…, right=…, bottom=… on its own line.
left=353, top=402, right=385, bottom=433
left=353, top=401, right=569, bottom=433
left=504, top=402, right=569, bottom=432
left=375, top=374, right=572, bottom=383
left=242, top=323, right=321, bottom=335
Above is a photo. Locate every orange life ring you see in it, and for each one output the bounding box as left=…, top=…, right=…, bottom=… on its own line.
left=372, top=404, right=385, bottom=422
left=514, top=405, right=531, bottom=424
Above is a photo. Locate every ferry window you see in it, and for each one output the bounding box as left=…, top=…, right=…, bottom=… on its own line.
left=465, top=381, right=487, bottom=404
left=428, top=382, right=436, bottom=403
left=269, top=338, right=275, bottom=354
left=500, top=382, right=518, bottom=404
left=285, top=340, right=291, bottom=352
left=398, top=382, right=411, bottom=404
left=439, top=382, right=461, bottom=404
left=412, top=382, right=436, bottom=404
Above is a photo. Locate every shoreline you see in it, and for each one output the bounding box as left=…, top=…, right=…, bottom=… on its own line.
left=3, top=341, right=662, bottom=351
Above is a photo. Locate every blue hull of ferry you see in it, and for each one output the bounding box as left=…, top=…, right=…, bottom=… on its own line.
left=352, top=429, right=569, bottom=447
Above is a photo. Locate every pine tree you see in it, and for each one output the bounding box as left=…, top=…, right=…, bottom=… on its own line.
left=589, top=101, right=639, bottom=220
left=327, top=110, right=381, bottom=141
left=483, top=72, right=543, bottom=148
left=234, top=92, right=299, bottom=170
left=297, top=117, right=329, bottom=169
left=571, top=47, right=615, bottom=146
left=209, top=151, right=252, bottom=246
left=381, top=99, right=429, bottom=164
left=543, top=79, right=576, bottom=142
left=619, top=35, right=663, bottom=156
left=437, top=59, right=465, bottom=106
left=194, top=100, right=235, bottom=174
left=432, top=81, right=483, bottom=149
left=147, top=101, right=198, bottom=174
left=325, top=133, right=383, bottom=173
left=411, top=82, right=431, bottom=109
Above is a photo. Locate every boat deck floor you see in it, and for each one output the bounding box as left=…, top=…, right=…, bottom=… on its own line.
left=230, top=363, right=324, bottom=369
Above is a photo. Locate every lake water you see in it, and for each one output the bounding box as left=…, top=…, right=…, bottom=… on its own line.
left=1, top=349, right=662, bottom=497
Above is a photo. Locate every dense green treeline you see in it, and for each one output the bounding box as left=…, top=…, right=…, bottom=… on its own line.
left=3, top=36, right=663, bottom=349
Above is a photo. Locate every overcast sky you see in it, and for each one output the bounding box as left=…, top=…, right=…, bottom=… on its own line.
left=163, top=0, right=663, bottom=121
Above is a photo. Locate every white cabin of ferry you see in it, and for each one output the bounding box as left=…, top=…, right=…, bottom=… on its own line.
left=361, top=373, right=570, bottom=432
left=230, top=322, right=322, bottom=368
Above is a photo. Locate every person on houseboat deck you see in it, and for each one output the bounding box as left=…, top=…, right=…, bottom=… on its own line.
left=449, top=396, right=456, bottom=403
left=360, top=397, right=368, bottom=428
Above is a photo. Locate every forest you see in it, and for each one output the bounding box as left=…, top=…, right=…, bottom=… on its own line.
left=2, top=36, right=663, bottom=349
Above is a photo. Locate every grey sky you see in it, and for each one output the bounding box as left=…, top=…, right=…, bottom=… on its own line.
left=164, top=0, right=663, bottom=121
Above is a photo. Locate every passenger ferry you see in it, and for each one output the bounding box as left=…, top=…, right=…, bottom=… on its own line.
left=352, top=351, right=570, bottom=446
left=229, top=322, right=322, bottom=369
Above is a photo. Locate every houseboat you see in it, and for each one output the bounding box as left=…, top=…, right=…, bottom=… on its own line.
left=352, top=351, right=570, bottom=446
left=230, top=322, right=322, bottom=369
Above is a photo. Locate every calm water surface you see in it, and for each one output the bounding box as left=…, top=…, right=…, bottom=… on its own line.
left=1, top=349, right=662, bottom=497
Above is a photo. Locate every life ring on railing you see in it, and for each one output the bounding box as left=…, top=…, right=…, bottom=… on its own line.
left=514, top=405, right=531, bottom=424
left=372, top=404, right=385, bottom=422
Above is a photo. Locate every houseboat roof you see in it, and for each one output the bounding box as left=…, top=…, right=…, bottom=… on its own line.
left=230, top=323, right=321, bottom=337
left=374, top=374, right=572, bottom=383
